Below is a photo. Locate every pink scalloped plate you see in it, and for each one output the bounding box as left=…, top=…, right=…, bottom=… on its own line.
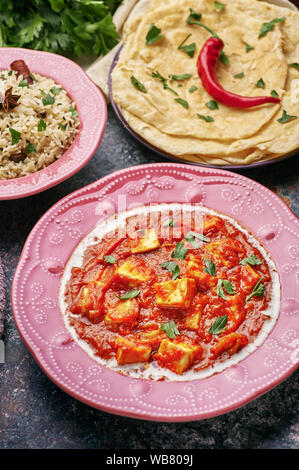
left=12, top=163, right=299, bottom=422
left=0, top=48, right=107, bottom=200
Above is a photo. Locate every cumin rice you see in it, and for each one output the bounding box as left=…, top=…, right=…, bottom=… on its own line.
left=0, top=70, right=80, bottom=180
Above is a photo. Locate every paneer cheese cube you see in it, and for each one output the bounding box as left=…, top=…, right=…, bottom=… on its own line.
left=129, top=228, right=160, bottom=254
left=206, top=238, right=245, bottom=268
left=116, top=337, right=151, bottom=365
left=184, top=312, right=201, bottom=330
left=104, top=298, right=140, bottom=326
left=203, top=216, right=226, bottom=235
left=241, top=264, right=261, bottom=291
left=154, top=339, right=203, bottom=374
left=186, top=255, right=217, bottom=290
left=116, top=259, right=148, bottom=285
left=154, top=278, right=196, bottom=309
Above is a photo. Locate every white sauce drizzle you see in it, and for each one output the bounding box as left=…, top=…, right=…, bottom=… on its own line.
left=58, top=203, right=280, bottom=382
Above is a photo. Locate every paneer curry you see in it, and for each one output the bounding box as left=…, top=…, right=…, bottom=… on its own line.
left=63, top=206, right=277, bottom=378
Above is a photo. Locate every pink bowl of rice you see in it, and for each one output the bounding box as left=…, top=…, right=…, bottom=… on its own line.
left=0, top=48, right=107, bottom=200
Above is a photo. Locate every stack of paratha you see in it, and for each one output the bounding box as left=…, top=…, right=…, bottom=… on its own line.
left=111, top=0, right=299, bottom=165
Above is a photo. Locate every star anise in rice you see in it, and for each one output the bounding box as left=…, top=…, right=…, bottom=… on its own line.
left=0, top=87, right=20, bottom=112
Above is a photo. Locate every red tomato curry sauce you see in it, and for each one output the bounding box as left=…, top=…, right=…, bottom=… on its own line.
left=64, top=208, right=272, bottom=377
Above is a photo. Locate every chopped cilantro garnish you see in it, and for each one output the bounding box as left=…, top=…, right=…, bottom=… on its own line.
left=130, top=76, right=147, bottom=93
left=277, top=110, right=297, bottom=124
left=161, top=320, right=180, bottom=339
left=208, top=315, right=228, bottom=334
left=174, top=98, right=189, bottom=109
left=214, top=1, right=225, bottom=12
left=203, top=259, right=216, bottom=276
left=240, top=255, right=262, bottom=266
left=198, top=114, right=214, bottom=122
left=146, top=23, right=164, bottom=45
left=160, top=261, right=180, bottom=280
left=171, top=241, right=188, bottom=260
left=271, top=89, right=279, bottom=98
left=9, top=128, right=21, bottom=145
left=246, top=277, right=265, bottom=302
left=205, top=100, right=218, bottom=110
left=118, top=289, right=140, bottom=300
left=258, top=17, right=285, bottom=38
left=170, top=73, right=192, bottom=82
left=18, top=79, right=29, bottom=87
left=26, top=142, right=37, bottom=154
left=38, top=119, right=47, bottom=131
left=244, top=42, right=254, bottom=53
left=256, top=78, right=265, bottom=89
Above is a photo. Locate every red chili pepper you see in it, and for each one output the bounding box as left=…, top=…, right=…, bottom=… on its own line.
left=10, top=60, right=33, bottom=85
left=197, top=37, right=281, bottom=108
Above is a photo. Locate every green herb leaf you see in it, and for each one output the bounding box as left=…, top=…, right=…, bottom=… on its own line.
left=208, top=315, right=228, bottom=334
left=69, top=106, right=78, bottom=118
left=58, top=123, right=67, bottom=130
left=50, top=86, right=62, bottom=95
left=234, top=72, right=245, bottom=78
left=18, top=79, right=29, bottom=87
left=203, top=259, right=216, bottom=276
left=41, top=90, right=55, bottom=106
left=198, top=114, right=214, bottom=122
left=217, top=279, right=226, bottom=299
left=256, top=78, right=265, bottom=89
left=104, top=255, right=117, bottom=264
left=244, top=42, right=254, bottom=53
left=130, top=76, right=147, bottom=93
left=185, top=231, right=210, bottom=243
left=152, top=71, right=178, bottom=95
left=8, top=70, right=13, bottom=76
left=146, top=23, right=164, bottom=45
left=170, top=73, right=192, bottom=82
left=9, top=128, right=21, bottom=145
left=171, top=241, right=188, bottom=260
left=277, top=110, right=297, bottom=124
left=160, top=261, right=180, bottom=280
left=175, top=98, right=189, bottom=109
left=222, top=279, right=236, bottom=295
left=258, top=17, right=285, bottom=38
left=38, top=118, right=47, bottom=132
left=187, top=8, right=202, bottom=23
left=187, top=8, right=219, bottom=38
left=178, top=39, right=196, bottom=59
left=161, top=320, right=180, bottom=339
left=214, top=1, right=225, bottom=12
left=290, top=63, right=299, bottom=70
left=240, top=254, right=262, bottom=266
left=246, top=277, right=265, bottom=302
left=205, top=100, right=219, bottom=110
left=271, top=89, right=279, bottom=98
left=26, top=142, right=37, bottom=154
left=177, top=34, right=196, bottom=58
left=189, top=85, right=198, bottom=93
left=217, top=279, right=235, bottom=299
left=219, top=51, right=229, bottom=65
left=118, top=289, right=140, bottom=300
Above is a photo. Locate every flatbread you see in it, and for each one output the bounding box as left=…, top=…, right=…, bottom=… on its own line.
left=112, top=0, right=299, bottom=165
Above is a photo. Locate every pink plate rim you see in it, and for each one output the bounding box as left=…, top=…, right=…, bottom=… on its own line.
left=0, top=48, right=107, bottom=200
left=11, top=162, right=299, bottom=422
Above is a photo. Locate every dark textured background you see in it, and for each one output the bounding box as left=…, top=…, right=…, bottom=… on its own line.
left=0, top=106, right=298, bottom=449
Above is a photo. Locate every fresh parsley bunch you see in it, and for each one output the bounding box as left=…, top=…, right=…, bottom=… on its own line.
left=0, top=0, right=122, bottom=57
